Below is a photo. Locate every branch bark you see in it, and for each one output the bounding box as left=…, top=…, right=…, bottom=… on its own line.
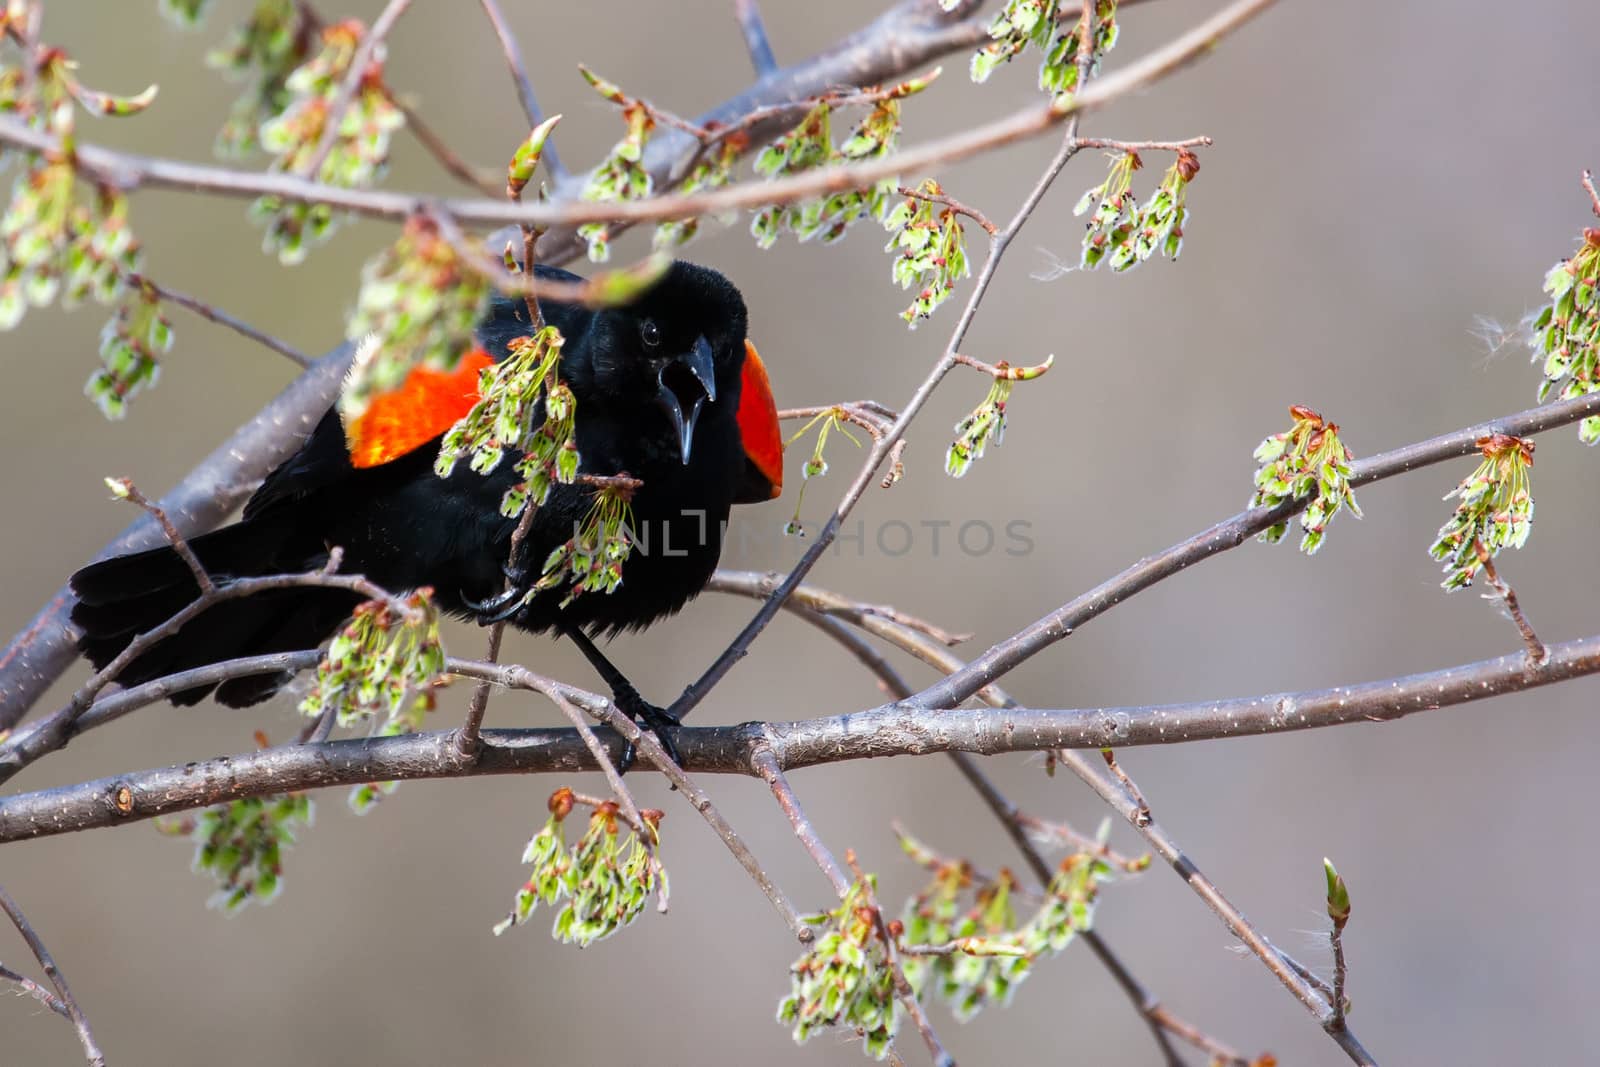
left=6, top=630, right=1599, bottom=843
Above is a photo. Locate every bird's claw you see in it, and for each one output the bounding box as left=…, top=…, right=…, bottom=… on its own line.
left=462, top=561, right=531, bottom=625
left=612, top=686, right=682, bottom=775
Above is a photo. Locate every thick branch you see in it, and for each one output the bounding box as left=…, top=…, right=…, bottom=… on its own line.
left=6, top=632, right=1600, bottom=843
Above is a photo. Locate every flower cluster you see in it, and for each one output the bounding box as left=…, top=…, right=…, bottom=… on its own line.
left=340, top=215, right=490, bottom=419
left=252, top=19, right=403, bottom=263
left=0, top=164, right=140, bottom=326
left=946, top=371, right=1028, bottom=479
left=783, top=407, right=864, bottom=536
left=297, top=591, right=447, bottom=727
left=158, top=793, right=315, bottom=913
left=0, top=13, right=168, bottom=415
left=897, top=838, right=1030, bottom=1021
left=435, top=325, right=580, bottom=519
left=1250, top=405, right=1362, bottom=555
left=531, top=483, right=637, bottom=608
left=654, top=135, right=745, bottom=251
left=90, top=279, right=172, bottom=419
left=1531, top=226, right=1600, bottom=442
left=895, top=829, right=1112, bottom=1022
left=167, top=0, right=315, bottom=157
left=751, top=72, right=935, bottom=249
left=576, top=67, right=655, bottom=262
left=1429, top=433, right=1534, bottom=591
left=968, top=0, right=1121, bottom=95
left=1075, top=149, right=1198, bottom=271
left=883, top=180, right=972, bottom=325
left=778, top=875, right=900, bottom=1060
left=493, top=788, right=667, bottom=948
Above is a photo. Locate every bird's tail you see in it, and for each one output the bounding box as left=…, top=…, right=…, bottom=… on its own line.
left=70, top=519, right=359, bottom=707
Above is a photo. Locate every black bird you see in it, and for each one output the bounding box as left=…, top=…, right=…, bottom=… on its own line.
left=70, top=261, right=783, bottom=758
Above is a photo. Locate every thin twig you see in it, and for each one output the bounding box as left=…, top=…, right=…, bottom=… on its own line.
left=735, top=0, right=779, bottom=76
left=477, top=0, right=566, bottom=180
left=1330, top=920, right=1349, bottom=1031
left=104, top=478, right=212, bottom=594
left=300, top=0, right=414, bottom=180
left=1148, top=1005, right=1252, bottom=1067
left=1073, top=135, right=1213, bottom=154
left=0, top=882, right=103, bottom=1066
left=1475, top=546, right=1548, bottom=666
left=455, top=622, right=503, bottom=759
left=128, top=275, right=313, bottom=368
left=751, top=747, right=848, bottom=894
left=533, top=680, right=651, bottom=842
left=385, top=91, right=502, bottom=197
left=0, top=960, right=70, bottom=1018
left=951, top=351, right=1054, bottom=380
left=1584, top=169, right=1600, bottom=219
left=895, top=184, right=998, bottom=235
left=1099, top=748, right=1151, bottom=827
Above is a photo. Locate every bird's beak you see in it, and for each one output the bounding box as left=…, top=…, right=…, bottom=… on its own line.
left=656, top=335, right=717, bottom=465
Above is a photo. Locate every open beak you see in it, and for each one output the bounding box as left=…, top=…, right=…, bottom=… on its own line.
left=655, top=335, right=717, bottom=465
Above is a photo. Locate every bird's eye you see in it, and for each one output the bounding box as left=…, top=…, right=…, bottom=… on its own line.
left=639, top=319, right=661, bottom=349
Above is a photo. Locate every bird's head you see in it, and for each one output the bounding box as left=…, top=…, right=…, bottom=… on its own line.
left=477, top=260, right=781, bottom=500
left=565, top=260, right=750, bottom=465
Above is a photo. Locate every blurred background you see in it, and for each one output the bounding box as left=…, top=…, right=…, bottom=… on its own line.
left=6, top=1, right=1600, bottom=1063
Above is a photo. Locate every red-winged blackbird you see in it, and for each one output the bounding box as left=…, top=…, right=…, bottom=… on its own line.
left=70, top=261, right=782, bottom=757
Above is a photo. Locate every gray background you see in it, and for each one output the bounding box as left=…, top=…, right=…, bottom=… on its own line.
left=6, top=1, right=1599, bottom=1064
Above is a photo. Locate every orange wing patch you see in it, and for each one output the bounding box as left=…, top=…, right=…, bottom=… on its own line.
left=343, top=349, right=494, bottom=469
left=737, top=339, right=783, bottom=499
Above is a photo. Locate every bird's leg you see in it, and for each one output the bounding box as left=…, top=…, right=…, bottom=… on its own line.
left=558, top=620, right=681, bottom=774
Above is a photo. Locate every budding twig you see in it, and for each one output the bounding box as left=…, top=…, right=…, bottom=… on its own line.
left=301, top=0, right=414, bottom=181
left=895, top=184, right=998, bottom=235
left=1474, top=545, right=1548, bottom=667
left=952, top=351, right=1054, bottom=380
left=846, top=849, right=955, bottom=1067
left=126, top=274, right=313, bottom=368
left=384, top=90, right=502, bottom=197
left=476, top=0, right=564, bottom=179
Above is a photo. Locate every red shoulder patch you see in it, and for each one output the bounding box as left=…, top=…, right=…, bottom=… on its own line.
left=737, top=339, right=783, bottom=500
left=344, top=349, right=495, bottom=469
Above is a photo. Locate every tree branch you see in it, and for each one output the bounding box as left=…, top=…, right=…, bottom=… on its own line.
left=8, top=628, right=1596, bottom=845
left=735, top=0, right=779, bottom=77
left=0, top=882, right=103, bottom=1066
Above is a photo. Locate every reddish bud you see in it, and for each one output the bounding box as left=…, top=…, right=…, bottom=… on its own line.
left=548, top=786, right=575, bottom=820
